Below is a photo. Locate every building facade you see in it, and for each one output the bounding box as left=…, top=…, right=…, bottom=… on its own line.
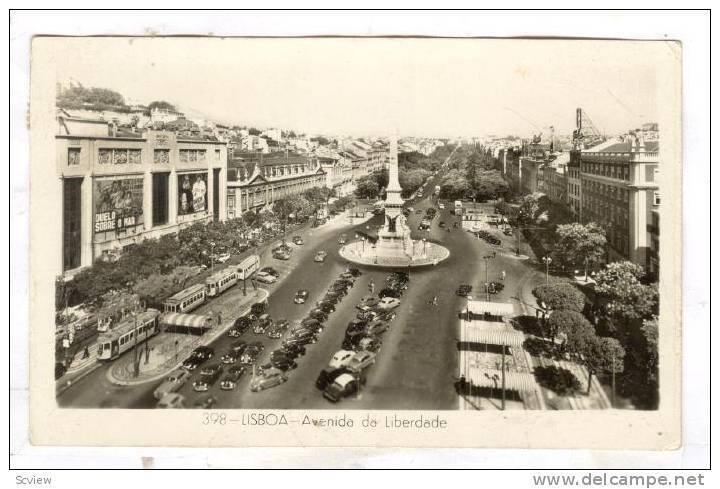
left=580, top=135, right=659, bottom=266
left=225, top=153, right=326, bottom=218
left=56, top=127, right=227, bottom=275
left=567, top=150, right=583, bottom=218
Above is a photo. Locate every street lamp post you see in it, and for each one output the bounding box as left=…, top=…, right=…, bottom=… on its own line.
left=542, top=256, right=552, bottom=285
left=210, top=241, right=216, bottom=275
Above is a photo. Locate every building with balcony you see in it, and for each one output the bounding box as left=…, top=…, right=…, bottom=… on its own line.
left=225, top=152, right=326, bottom=218
left=56, top=120, right=227, bottom=275
left=579, top=134, right=659, bottom=266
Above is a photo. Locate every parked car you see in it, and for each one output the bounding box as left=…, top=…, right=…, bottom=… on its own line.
left=377, top=297, right=401, bottom=311
left=294, top=289, right=309, bottom=304
left=254, top=271, right=278, bottom=284
left=193, top=364, right=224, bottom=392
left=273, top=249, right=291, bottom=260
left=456, top=284, right=473, bottom=297
left=156, top=393, right=186, bottom=409
left=240, top=343, right=264, bottom=364
left=328, top=349, right=355, bottom=370
left=270, top=351, right=297, bottom=371
left=250, top=301, right=268, bottom=316
left=292, top=236, right=304, bottom=245
left=215, top=252, right=231, bottom=263
left=365, top=319, right=390, bottom=335
left=249, top=368, right=288, bottom=392
left=281, top=342, right=306, bottom=359
left=346, top=267, right=362, bottom=277
left=355, top=336, right=382, bottom=353
left=323, top=291, right=341, bottom=304
left=314, top=251, right=328, bottom=262
left=315, top=367, right=352, bottom=391
left=154, top=369, right=191, bottom=399
left=323, top=373, right=365, bottom=403
left=267, top=319, right=289, bottom=339
left=338, top=233, right=347, bottom=244
left=346, top=319, right=369, bottom=335
left=220, top=366, right=245, bottom=390
left=378, top=287, right=401, bottom=299
left=308, top=309, right=329, bottom=322
left=192, top=395, right=217, bottom=409
left=253, top=314, right=273, bottom=335
left=220, top=351, right=239, bottom=364
left=229, top=341, right=247, bottom=355
left=356, top=296, right=381, bottom=312
left=315, top=300, right=335, bottom=314
left=339, top=272, right=356, bottom=282
left=356, top=309, right=380, bottom=322
left=259, top=267, right=280, bottom=278
left=182, top=346, right=214, bottom=370
left=438, top=202, right=445, bottom=209
left=345, top=351, right=377, bottom=372
left=288, top=327, right=318, bottom=345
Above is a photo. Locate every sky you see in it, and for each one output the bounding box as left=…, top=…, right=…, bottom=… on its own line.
left=52, top=37, right=667, bottom=138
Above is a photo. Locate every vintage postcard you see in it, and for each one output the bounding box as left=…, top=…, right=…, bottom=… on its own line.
left=28, top=36, right=682, bottom=448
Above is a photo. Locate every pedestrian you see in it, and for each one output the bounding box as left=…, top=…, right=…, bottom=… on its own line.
left=432, top=296, right=438, bottom=307
left=501, top=270, right=506, bottom=281
left=82, top=345, right=89, bottom=359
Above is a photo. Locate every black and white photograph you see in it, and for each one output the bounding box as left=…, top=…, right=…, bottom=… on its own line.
left=13, top=10, right=707, bottom=461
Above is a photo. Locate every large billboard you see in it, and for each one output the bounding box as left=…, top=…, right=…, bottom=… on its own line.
left=93, top=177, right=144, bottom=234
left=178, top=172, right=208, bottom=215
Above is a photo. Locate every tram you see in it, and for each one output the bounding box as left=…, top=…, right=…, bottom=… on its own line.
left=163, top=284, right=207, bottom=314
left=96, top=308, right=161, bottom=361
left=205, top=268, right=238, bottom=297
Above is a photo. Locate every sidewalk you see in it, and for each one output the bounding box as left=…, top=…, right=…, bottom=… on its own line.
left=107, top=287, right=268, bottom=386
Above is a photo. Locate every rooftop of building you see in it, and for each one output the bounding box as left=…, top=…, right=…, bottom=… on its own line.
left=595, top=140, right=659, bottom=153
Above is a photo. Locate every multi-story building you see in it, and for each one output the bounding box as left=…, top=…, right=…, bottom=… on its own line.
left=56, top=116, right=227, bottom=275
left=316, top=151, right=354, bottom=197
left=225, top=152, right=326, bottom=218
left=567, top=149, right=583, bottom=218
left=579, top=134, right=659, bottom=266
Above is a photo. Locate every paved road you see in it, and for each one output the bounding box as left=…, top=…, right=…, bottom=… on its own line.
left=58, top=176, right=545, bottom=410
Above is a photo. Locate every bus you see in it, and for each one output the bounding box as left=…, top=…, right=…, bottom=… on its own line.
left=236, top=254, right=260, bottom=280
left=96, top=308, right=161, bottom=361
left=163, top=284, right=207, bottom=314
left=205, top=268, right=238, bottom=297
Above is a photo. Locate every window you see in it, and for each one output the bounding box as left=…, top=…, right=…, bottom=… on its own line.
left=154, top=149, right=170, bottom=164
left=62, top=178, right=83, bottom=271
left=152, top=173, right=169, bottom=226
left=98, top=148, right=141, bottom=165
left=68, top=148, right=81, bottom=166
left=179, top=149, right=206, bottom=163
left=215, top=149, right=221, bottom=162
left=653, top=191, right=660, bottom=206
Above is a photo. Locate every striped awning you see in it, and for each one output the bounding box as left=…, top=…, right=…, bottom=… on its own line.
left=161, top=313, right=213, bottom=330
left=463, top=323, right=525, bottom=347
left=466, top=300, right=515, bottom=317
left=466, top=367, right=538, bottom=392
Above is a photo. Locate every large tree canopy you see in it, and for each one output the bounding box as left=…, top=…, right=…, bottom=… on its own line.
left=532, top=283, right=586, bottom=314
left=553, top=222, right=607, bottom=278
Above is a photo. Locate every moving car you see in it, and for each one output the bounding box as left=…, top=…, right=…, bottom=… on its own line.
left=438, top=221, right=446, bottom=228
left=338, top=234, right=348, bottom=245
left=315, top=367, right=352, bottom=391
left=376, top=297, right=401, bottom=311
left=323, top=373, right=365, bottom=403
left=314, top=251, right=328, bottom=262
left=220, top=366, right=245, bottom=390
left=249, top=368, right=288, bottom=392
left=438, top=202, right=445, bottom=209
left=504, top=228, right=514, bottom=236
left=292, top=236, right=304, bottom=245
left=273, top=249, right=291, bottom=260
left=156, top=393, right=186, bottom=409
left=193, top=364, right=224, bottom=392
left=328, top=350, right=355, bottom=370
left=294, top=289, right=309, bottom=304
left=215, top=252, right=231, bottom=264
left=153, top=369, right=190, bottom=399
left=345, top=351, right=377, bottom=373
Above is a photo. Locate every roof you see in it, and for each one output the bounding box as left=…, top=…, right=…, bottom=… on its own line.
left=98, top=309, right=160, bottom=340
left=465, top=367, right=538, bottom=392
left=166, top=283, right=206, bottom=302
left=463, top=322, right=525, bottom=347
left=160, top=312, right=213, bottom=330
left=465, top=300, right=515, bottom=317
left=597, top=141, right=659, bottom=153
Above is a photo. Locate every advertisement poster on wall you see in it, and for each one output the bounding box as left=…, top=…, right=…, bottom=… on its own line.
left=178, top=172, right=208, bottom=215
left=93, top=177, right=144, bottom=235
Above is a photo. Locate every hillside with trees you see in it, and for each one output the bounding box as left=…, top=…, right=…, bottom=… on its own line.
left=56, top=83, right=131, bottom=112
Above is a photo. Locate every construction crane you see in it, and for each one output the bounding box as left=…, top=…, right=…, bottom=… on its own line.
left=572, top=108, right=605, bottom=149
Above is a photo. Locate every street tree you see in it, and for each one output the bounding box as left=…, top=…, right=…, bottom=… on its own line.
left=595, top=261, right=658, bottom=322
left=548, top=309, right=594, bottom=348
left=147, top=100, right=177, bottom=112
left=581, top=335, right=625, bottom=395
left=517, top=193, right=541, bottom=224
left=553, top=222, right=607, bottom=280
left=355, top=178, right=380, bottom=199
left=532, top=283, right=586, bottom=317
